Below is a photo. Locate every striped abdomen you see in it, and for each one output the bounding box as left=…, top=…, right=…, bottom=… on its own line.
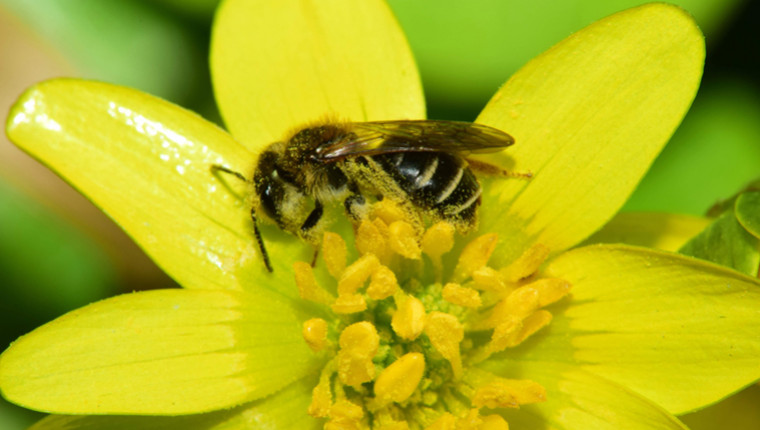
left=373, top=152, right=481, bottom=227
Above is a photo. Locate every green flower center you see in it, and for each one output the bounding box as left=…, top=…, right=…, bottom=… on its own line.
left=294, top=201, right=571, bottom=429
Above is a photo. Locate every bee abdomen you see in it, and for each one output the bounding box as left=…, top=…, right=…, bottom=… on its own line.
left=375, top=152, right=481, bottom=225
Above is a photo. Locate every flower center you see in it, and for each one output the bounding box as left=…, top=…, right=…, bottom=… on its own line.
left=293, top=201, right=572, bottom=429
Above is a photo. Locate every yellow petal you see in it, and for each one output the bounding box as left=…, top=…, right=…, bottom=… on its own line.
left=0, top=289, right=316, bottom=414
left=29, top=378, right=320, bottom=429
left=211, top=0, right=425, bottom=151
left=5, top=79, right=309, bottom=294
left=515, top=244, right=760, bottom=414
left=480, top=363, right=688, bottom=430
left=582, top=212, right=711, bottom=251
left=476, top=4, right=705, bottom=265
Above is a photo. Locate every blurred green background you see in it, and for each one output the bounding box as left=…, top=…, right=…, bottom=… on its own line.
left=0, top=0, right=758, bottom=428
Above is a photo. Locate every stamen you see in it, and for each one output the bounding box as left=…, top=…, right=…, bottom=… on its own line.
left=373, top=352, right=425, bottom=405
left=442, top=283, right=482, bottom=308
left=501, top=243, right=550, bottom=282
left=326, top=399, right=364, bottom=429
left=356, top=219, right=388, bottom=260
left=331, top=293, right=367, bottom=314
left=480, top=414, right=509, bottom=430
left=322, top=232, right=347, bottom=278
left=421, top=222, right=455, bottom=264
left=391, top=293, right=426, bottom=340
left=308, top=360, right=336, bottom=418
left=302, top=318, right=329, bottom=352
left=294, top=261, right=335, bottom=305
left=338, top=254, right=380, bottom=295
left=508, top=310, right=552, bottom=346
left=453, top=233, right=498, bottom=283
left=425, top=412, right=455, bottom=430
left=389, top=220, right=422, bottom=259
left=528, top=278, right=572, bottom=306
left=471, top=266, right=509, bottom=293
left=337, top=322, right=380, bottom=387
left=471, top=378, right=546, bottom=409
left=472, top=286, right=540, bottom=331
left=367, top=265, right=399, bottom=300
left=371, top=199, right=408, bottom=225
left=424, top=312, right=464, bottom=379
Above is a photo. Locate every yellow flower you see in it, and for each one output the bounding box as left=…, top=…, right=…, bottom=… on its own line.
left=2, top=0, right=760, bottom=429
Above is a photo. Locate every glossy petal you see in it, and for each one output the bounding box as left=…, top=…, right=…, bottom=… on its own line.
left=583, top=212, right=710, bottom=252
left=506, top=245, right=760, bottom=414
left=28, top=378, right=319, bottom=429
left=476, top=4, right=704, bottom=265
left=211, top=0, right=425, bottom=151
left=482, top=363, right=688, bottom=430
left=5, top=79, right=312, bottom=294
left=0, top=289, right=317, bottom=414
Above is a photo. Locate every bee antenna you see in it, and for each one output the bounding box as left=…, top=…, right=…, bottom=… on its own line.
left=251, top=209, right=273, bottom=272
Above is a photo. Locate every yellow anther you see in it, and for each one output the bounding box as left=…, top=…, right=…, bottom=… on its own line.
left=456, top=409, right=482, bottom=430
left=442, top=283, right=482, bottom=308
left=473, top=286, right=539, bottom=331
left=421, top=222, right=455, bottom=277
left=508, top=310, right=552, bottom=347
left=471, top=266, right=509, bottom=293
left=388, top=220, right=422, bottom=259
left=331, top=293, right=367, bottom=314
left=308, top=362, right=335, bottom=418
left=337, top=322, right=379, bottom=387
left=480, top=414, right=509, bottom=430
left=501, top=244, right=550, bottom=282
left=356, top=219, right=388, bottom=259
left=367, top=264, right=399, bottom=300
left=487, top=316, right=523, bottom=353
left=526, top=278, right=572, bottom=306
left=338, top=253, right=380, bottom=295
left=323, top=232, right=348, bottom=278
left=391, top=294, right=426, bottom=340
left=302, top=318, right=329, bottom=352
left=294, top=261, right=334, bottom=305
left=453, top=233, right=499, bottom=283
left=471, top=379, right=546, bottom=409
left=424, top=311, right=464, bottom=379
left=424, top=412, right=455, bottom=430
left=374, top=352, right=425, bottom=404
left=326, top=399, right=364, bottom=430
left=372, top=199, right=408, bottom=225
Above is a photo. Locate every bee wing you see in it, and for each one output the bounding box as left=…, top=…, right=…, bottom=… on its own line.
left=315, top=120, right=514, bottom=161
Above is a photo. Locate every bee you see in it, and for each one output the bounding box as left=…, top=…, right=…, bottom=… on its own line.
left=213, top=120, right=525, bottom=272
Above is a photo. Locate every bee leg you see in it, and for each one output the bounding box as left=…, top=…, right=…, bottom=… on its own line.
left=251, top=208, right=273, bottom=272
left=211, top=164, right=249, bottom=182
left=465, top=158, right=533, bottom=179
left=300, top=201, right=325, bottom=268
left=344, top=193, right=368, bottom=221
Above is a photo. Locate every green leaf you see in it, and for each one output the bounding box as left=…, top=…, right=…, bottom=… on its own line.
left=735, top=190, right=760, bottom=240
left=679, top=210, right=760, bottom=277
